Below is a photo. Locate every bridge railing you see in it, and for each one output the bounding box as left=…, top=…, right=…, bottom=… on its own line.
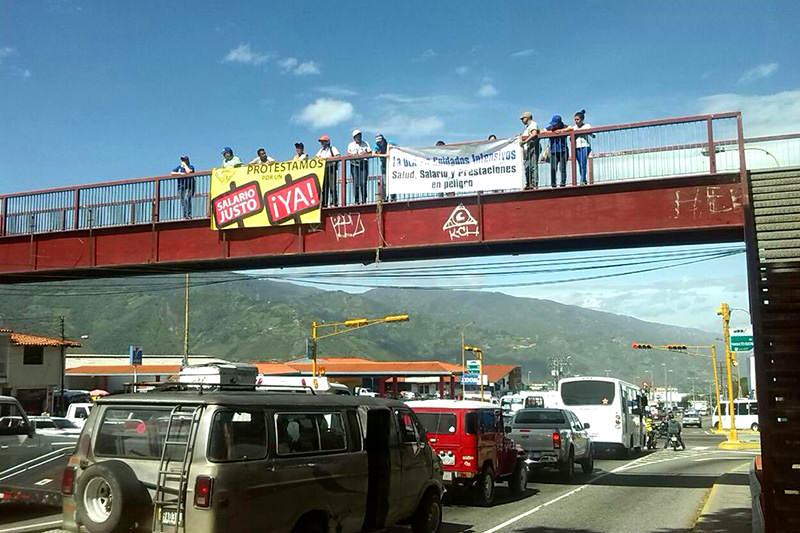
left=0, top=112, right=755, bottom=237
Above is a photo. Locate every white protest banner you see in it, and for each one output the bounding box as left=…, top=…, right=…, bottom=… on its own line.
left=386, top=138, right=524, bottom=196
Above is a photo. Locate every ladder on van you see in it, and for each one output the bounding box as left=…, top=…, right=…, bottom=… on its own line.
left=151, top=405, right=203, bottom=533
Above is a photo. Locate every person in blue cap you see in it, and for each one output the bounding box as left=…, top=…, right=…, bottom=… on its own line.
left=544, top=115, right=568, bottom=187
left=221, top=146, right=242, bottom=168
left=170, top=155, right=195, bottom=218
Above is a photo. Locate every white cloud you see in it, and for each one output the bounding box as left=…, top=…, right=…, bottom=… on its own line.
left=414, top=49, right=436, bottom=62
left=699, top=89, right=800, bottom=136
left=318, top=86, right=358, bottom=97
left=293, top=98, right=354, bottom=128
left=294, top=61, right=320, bottom=75
left=364, top=114, right=444, bottom=138
left=510, top=48, right=536, bottom=58
left=279, top=57, right=319, bottom=75
left=455, top=66, right=469, bottom=76
left=223, top=43, right=271, bottom=65
left=477, top=79, right=498, bottom=97
left=738, top=62, right=778, bottom=84
left=0, top=46, right=16, bottom=63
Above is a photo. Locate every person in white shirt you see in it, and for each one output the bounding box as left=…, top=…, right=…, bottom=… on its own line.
left=347, top=129, right=372, bottom=204
left=519, top=111, right=540, bottom=189
left=248, top=148, right=276, bottom=165
left=221, top=147, right=242, bottom=168
left=292, top=142, right=308, bottom=160
left=567, top=109, right=594, bottom=185
left=315, top=135, right=340, bottom=206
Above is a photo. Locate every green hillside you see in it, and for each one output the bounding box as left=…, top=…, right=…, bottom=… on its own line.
left=1, top=274, right=724, bottom=389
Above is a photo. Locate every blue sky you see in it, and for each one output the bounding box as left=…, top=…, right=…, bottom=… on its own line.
left=1, top=0, right=794, bottom=331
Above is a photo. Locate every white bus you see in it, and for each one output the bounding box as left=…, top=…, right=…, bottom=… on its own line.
left=558, top=376, right=645, bottom=456
left=711, top=399, right=759, bottom=431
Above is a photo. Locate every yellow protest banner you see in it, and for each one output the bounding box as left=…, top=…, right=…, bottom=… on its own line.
left=209, top=159, right=325, bottom=230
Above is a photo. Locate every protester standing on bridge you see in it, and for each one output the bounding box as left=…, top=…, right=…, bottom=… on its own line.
left=347, top=129, right=372, bottom=204
left=221, top=147, right=242, bottom=168
left=544, top=115, right=568, bottom=187
left=315, top=135, right=340, bottom=206
left=248, top=148, right=275, bottom=165
left=292, top=142, right=308, bottom=160
left=519, top=111, right=540, bottom=189
left=170, top=155, right=195, bottom=219
left=565, top=110, right=594, bottom=185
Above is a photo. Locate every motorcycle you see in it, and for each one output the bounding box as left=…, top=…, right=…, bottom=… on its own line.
left=669, top=434, right=681, bottom=451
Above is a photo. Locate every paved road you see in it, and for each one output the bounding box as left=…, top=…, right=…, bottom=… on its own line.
left=0, top=426, right=756, bottom=533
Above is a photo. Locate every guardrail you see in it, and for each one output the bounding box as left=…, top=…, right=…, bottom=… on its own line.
left=0, top=112, right=764, bottom=237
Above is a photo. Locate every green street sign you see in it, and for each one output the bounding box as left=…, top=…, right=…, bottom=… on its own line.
left=466, top=359, right=481, bottom=373
left=730, top=331, right=753, bottom=352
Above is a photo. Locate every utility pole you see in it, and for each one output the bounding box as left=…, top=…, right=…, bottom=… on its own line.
left=182, top=273, right=189, bottom=368
left=59, top=315, right=65, bottom=415
left=717, top=302, right=739, bottom=444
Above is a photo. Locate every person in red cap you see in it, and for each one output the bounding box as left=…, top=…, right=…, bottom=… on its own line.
left=315, top=135, right=340, bottom=206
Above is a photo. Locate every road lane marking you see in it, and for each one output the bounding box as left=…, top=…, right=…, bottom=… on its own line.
left=0, top=450, right=71, bottom=482
left=481, top=455, right=646, bottom=533
left=693, top=446, right=710, bottom=450
left=0, top=519, right=62, bottom=533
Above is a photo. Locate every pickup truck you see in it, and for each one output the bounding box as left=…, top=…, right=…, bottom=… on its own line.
left=509, top=408, right=594, bottom=481
left=0, top=395, right=78, bottom=506
left=64, top=402, right=93, bottom=428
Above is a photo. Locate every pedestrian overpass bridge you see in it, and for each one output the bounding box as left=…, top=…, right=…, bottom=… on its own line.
left=4, top=111, right=793, bottom=283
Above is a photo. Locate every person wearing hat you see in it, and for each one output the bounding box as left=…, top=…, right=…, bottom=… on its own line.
left=347, top=129, right=372, bottom=204
left=170, top=155, right=195, bottom=218
left=292, top=142, right=308, bottom=160
left=315, top=135, right=341, bottom=206
left=519, top=111, right=540, bottom=189
left=544, top=115, right=568, bottom=187
left=221, top=146, right=242, bottom=168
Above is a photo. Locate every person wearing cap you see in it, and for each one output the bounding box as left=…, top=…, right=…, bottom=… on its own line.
left=519, top=111, right=540, bottom=189
left=248, top=148, right=275, bottom=165
left=170, top=155, right=195, bottom=218
left=221, top=147, right=242, bottom=168
left=315, top=135, right=341, bottom=206
left=347, top=129, right=372, bottom=204
left=292, top=142, right=308, bottom=160
left=544, top=115, right=568, bottom=187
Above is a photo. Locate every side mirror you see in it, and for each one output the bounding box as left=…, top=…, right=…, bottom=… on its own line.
left=504, top=425, right=512, bottom=434
left=583, top=422, right=590, bottom=429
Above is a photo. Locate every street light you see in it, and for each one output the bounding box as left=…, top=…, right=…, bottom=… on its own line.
left=309, top=314, right=410, bottom=376
left=701, top=145, right=780, bottom=167
left=717, top=302, right=739, bottom=445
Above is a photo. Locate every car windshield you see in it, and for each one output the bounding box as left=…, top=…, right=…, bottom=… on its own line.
left=560, top=380, right=616, bottom=406
left=514, top=410, right=566, bottom=424
left=415, top=412, right=457, bottom=435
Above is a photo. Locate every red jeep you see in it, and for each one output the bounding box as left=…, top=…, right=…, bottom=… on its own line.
left=408, top=400, right=527, bottom=506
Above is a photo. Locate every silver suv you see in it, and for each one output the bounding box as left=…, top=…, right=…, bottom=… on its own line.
left=60, top=389, right=443, bottom=533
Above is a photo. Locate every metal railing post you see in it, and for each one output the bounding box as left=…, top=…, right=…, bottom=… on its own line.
left=570, top=132, right=577, bottom=186
left=72, top=188, right=80, bottom=230
left=707, top=118, right=717, bottom=174
left=735, top=113, right=747, bottom=176
left=153, top=178, right=161, bottom=222
left=0, top=196, right=6, bottom=237
left=339, top=158, right=347, bottom=207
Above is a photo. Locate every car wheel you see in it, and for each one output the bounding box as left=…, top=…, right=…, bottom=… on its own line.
left=559, top=449, right=575, bottom=482
left=580, top=447, right=594, bottom=475
left=509, top=459, right=527, bottom=495
left=751, top=422, right=759, bottom=432
left=292, top=513, right=326, bottom=533
left=473, top=466, right=495, bottom=506
left=411, top=490, right=442, bottom=533
left=75, top=461, right=150, bottom=533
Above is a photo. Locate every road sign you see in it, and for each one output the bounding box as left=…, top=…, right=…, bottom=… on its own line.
left=466, top=359, right=481, bottom=373
left=128, top=344, right=143, bottom=366
left=730, top=328, right=753, bottom=352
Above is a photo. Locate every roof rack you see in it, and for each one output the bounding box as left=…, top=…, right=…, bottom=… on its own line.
left=123, top=381, right=317, bottom=395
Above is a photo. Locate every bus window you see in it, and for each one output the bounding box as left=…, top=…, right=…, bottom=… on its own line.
left=736, top=403, right=749, bottom=416
left=749, top=402, right=759, bottom=415
left=561, top=380, right=616, bottom=406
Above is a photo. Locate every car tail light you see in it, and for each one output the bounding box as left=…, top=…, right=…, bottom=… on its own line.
left=61, top=467, right=77, bottom=495
left=194, top=476, right=213, bottom=508
left=552, top=432, right=561, bottom=449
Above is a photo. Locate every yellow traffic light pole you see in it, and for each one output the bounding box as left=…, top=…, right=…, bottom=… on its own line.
left=631, top=343, right=722, bottom=430
left=310, top=314, right=410, bottom=377
left=463, top=344, right=484, bottom=401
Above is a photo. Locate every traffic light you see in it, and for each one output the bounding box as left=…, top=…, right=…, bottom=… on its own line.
left=631, top=343, right=653, bottom=349
left=666, top=345, right=687, bottom=351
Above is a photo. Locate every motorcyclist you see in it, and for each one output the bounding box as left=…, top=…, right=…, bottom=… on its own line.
left=664, top=412, right=686, bottom=450
left=644, top=414, right=657, bottom=449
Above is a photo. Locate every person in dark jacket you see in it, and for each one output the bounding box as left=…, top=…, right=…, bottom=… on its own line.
left=545, top=115, right=568, bottom=187
left=170, top=155, right=195, bottom=218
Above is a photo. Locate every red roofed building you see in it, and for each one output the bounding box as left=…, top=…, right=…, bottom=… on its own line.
left=0, top=328, right=81, bottom=414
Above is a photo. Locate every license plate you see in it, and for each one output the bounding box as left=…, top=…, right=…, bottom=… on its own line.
left=443, top=472, right=453, bottom=481
left=161, top=510, right=178, bottom=526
